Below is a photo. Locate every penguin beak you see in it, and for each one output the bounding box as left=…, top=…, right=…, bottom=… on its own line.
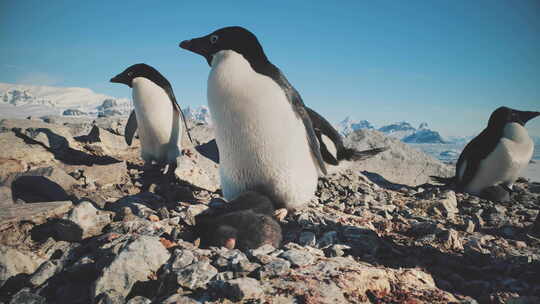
left=514, top=110, right=540, bottom=126
left=110, top=74, right=131, bottom=88
left=179, top=36, right=213, bottom=66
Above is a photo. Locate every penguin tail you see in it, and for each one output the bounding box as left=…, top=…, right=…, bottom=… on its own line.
left=430, top=175, right=455, bottom=185
left=338, top=146, right=389, bottom=161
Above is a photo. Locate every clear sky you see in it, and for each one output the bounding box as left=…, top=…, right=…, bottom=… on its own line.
left=1, top=0, right=539, bottom=137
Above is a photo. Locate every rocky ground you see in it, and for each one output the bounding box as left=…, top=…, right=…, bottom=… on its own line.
left=0, top=116, right=539, bottom=304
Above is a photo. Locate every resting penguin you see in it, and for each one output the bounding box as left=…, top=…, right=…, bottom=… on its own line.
left=180, top=26, right=386, bottom=210
left=432, top=106, right=539, bottom=200
left=110, top=64, right=192, bottom=172
left=195, top=191, right=282, bottom=250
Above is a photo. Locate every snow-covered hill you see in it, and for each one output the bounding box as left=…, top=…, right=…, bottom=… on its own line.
left=184, top=105, right=212, bottom=125
left=0, top=83, right=131, bottom=118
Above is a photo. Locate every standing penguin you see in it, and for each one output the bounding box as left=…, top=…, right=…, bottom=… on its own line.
left=110, top=64, right=192, bottom=172
left=180, top=26, right=385, bottom=210
left=433, top=106, right=539, bottom=198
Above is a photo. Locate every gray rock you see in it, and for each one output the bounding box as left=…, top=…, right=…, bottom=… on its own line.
left=280, top=249, right=315, bottom=267
left=107, top=192, right=164, bottom=218
left=28, top=260, right=61, bottom=286
left=0, top=246, right=46, bottom=288
left=66, top=201, right=112, bottom=238
left=95, top=290, right=125, bottom=304
left=438, top=190, right=458, bottom=218
left=80, top=161, right=127, bottom=189
left=222, top=278, right=264, bottom=301
left=8, top=288, right=46, bottom=304
left=260, top=258, right=290, bottom=277
left=175, top=261, right=218, bottom=290
left=0, top=201, right=73, bottom=231
left=161, top=294, right=201, bottom=304
left=92, top=236, right=170, bottom=299
left=343, top=129, right=452, bottom=186
left=175, top=155, right=219, bottom=192
left=170, top=249, right=196, bottom=270
left=248, top=244, right=277, bottom=257
left=0, top=132, right=54, bottom=171
left=126, top=296, right=152, bottom=304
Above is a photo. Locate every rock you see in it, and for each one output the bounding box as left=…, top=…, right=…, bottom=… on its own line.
left=174, top=261, right=218, bottom=290
left=76, top=126, right=129, bottom=156
left=0, top=132, right=54, bottom=168
left=438, top=190, right=458, bottom=218
left=439, top=229, right=464, bottom=251
left=95, top=290, right=125, bottom=304
left=0, top=245, right=46, bottom=288
left=28, top=260, right=61, bottom=286
left=280, top=249, right=315, bottom=267
left=344, top=129, right=452, bottom=186
left=248, top=244, right=277, bottom=257
left=260, top=258, right=291, bottom=277
left=0, top=201, right=73, bottom=231
left=31, top=218, right=83, bottom=242
left=222, top=278, right=264, bottom=301
left=8, top=288, right=46, bottom=304
left=170, top=249, right=196, bottom=270
left=126, top=296, right=152, bottom=304
left=106, top=192, right=164, bottom=218
left=175, top=156, right=219, bottom=192
left=80, top=161, right=127, bottom=188
left=92, top=236, right=171, bottom=299
left=161, top=294, right=200, bottom=304
left=11, top=175, right=71, bottom=203
left=66, top=201, right=112, bottom=238
left=0, top=186, right=13, bottom=205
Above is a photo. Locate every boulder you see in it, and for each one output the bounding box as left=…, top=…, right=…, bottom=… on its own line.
left=0, top=245, right=46, bottom=288
left=92, top=236, right=170, bottom=299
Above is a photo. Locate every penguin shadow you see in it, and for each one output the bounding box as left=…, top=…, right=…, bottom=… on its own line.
left=11, top=175, right=73, bottom=203
left=12, top=128, right=120, bottom=166
left=360, top=171, right=416, bottom=191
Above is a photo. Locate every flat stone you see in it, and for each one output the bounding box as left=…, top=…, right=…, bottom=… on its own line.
left=28, top=260, right=61, bottom=287
left=92, top=236, right=170, bottom=299
left=0, top=245, right=46, bottom=288
left=80, top=161, right=127, bottom=188
left=175, top=261, right=218, bottom=290
left=222, top=278, right=264, bottom=301
left=66, top=201, right=112, bottom=238
left=0, top=201, right=73, bottom=230
left=280, top=249, right=315, bottom=267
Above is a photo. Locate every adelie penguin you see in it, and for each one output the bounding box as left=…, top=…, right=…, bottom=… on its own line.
left=110, top=63, right=192, bottom=173
left=180, top=26, right=386, bottom=211
left=432, top=106, right=539, bottom=201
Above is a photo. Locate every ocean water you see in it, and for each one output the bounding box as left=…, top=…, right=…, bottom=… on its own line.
left=410, top=143, right=540, bottom=164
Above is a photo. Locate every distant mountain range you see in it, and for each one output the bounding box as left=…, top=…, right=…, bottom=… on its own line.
left=337, top=116, right=450, bottom=144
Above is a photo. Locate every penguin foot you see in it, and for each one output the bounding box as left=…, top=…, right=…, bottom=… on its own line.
left=274, top=208, right=288, bottom=221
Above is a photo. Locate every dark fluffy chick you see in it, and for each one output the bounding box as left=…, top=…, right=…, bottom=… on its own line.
left=195, top=191, right=282, bottom=250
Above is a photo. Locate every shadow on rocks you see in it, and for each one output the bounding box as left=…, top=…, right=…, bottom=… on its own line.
left=13, top=128, right=120, bottom=166
left=11, top=176, right=72, bottom=203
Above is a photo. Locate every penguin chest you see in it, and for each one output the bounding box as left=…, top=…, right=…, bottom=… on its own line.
left=466, top=124, right=533, bottom=194
left=132, top=78, right=182, bottom=162
left=207, top=51, right=318, bottom=209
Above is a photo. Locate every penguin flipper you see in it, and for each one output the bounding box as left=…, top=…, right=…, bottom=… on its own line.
left=125, top=110, right=137, bottom=146
left=340, top=146, right=389, bottom=161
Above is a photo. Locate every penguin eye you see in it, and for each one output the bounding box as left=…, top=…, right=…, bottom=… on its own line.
left=127, top=72, right=133, bottom=77
left=210, top=35, right=219, bottom=44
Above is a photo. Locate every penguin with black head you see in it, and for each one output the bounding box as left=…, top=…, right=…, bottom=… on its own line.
left=110, top=64, right=192, bottom=174
left=432, top=106, right=539, bottom=201
left=180, top=26, right=385, bottom=212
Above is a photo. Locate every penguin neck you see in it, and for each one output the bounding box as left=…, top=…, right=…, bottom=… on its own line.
left=502, top=122, right=530, bottom=143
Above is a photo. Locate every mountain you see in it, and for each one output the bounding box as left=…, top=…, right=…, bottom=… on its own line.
left=183, top=105, right=212, bottom=125
left=401, top=123, right=446, bottom=144
left=377, top=121, right=416, bottom=140
left=336, top=116, right=374, bottom=136
left=0, top=82, right=131, bottom=118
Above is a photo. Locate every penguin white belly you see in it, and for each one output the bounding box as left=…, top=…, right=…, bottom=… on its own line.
left=465, top=123, right=533, bottom=194
left=207, top=50, right=319, bottom=210
left=132, top=77, right=182, bottom=164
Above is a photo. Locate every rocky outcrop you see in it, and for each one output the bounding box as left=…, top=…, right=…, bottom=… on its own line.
left=343, top=129, right=453, bottom=186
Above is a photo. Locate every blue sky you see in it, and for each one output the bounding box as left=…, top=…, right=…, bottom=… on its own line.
left=1, top=1, right=539, bottom=137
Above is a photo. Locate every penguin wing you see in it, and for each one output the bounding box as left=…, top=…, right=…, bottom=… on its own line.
left=455, top=128, right=499, bottom=189
left=125, top=110, right=137, bottom=146
left=162, top=83, right=193, bottom=144
left=257, top=64, right=327, bottom=174
left=305, top=106, right=389, bottom=164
